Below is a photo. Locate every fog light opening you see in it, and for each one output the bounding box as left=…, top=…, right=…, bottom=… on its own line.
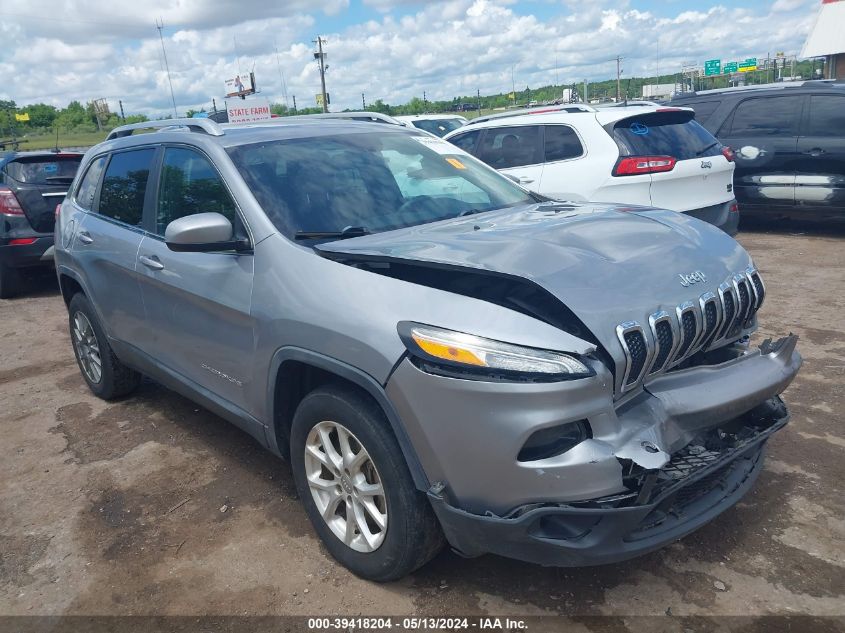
left=517, top=420, right=591, bottom=462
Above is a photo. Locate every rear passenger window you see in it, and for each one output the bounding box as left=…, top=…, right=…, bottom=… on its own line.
left=156, top=147, right=236, bottom=235
left=544, top=125, right=583, bottom=162
left=477, top=126, right=543, bottom=169
left=74, top=156, right=107, bottom=211
left=98, top=149, right=155, bottom=226
left=448, top=130, right=482, bottom=154
left=806, top=95, right=845, bottom=137
left=725, top=96, right=802, bottom=137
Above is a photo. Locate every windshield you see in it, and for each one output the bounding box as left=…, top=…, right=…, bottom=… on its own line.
left=410, top=119, right=465, bottom=137
left=227, top=130, right=535, bottom=241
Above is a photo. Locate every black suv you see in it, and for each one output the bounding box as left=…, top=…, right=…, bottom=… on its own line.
left=0, top=151, right=83, bottom=297
left=670, top=81, right=845, bottom=221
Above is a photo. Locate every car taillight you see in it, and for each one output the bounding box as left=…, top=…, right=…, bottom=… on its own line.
left=722, top=146, right=735, bottom=162
left=729, top=203, right=739, bottom=213
left=55, top=203, right=62, bottom=219
left=613, top=155, right=677, bottom=176
left=0, top=188, right=25, bottom=216
left=9, top=237, right=37, bottom=245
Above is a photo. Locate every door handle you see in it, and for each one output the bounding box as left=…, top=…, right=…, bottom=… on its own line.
left=518, top=177, right=535, bottom=184
left=804, top=148, right=825, bottom=157
left=77, top=231, right=94, bottom=244
left=139, top=255, right=165, bottom=271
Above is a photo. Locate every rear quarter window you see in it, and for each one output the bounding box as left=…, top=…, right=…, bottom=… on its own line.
left=685, top=100, right=721, bottom=124
left=611, top=112, right=721, bottom=160
left=4, top=155, right=81, bottom=184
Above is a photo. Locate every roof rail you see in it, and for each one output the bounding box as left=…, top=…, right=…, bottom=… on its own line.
left=221, top=111, right=404, bottom=128
left=106, top=118, right=224, bottom=140
left=671, top=79, right=844, bottom=100
left=466, top=104, right=595, bottom=126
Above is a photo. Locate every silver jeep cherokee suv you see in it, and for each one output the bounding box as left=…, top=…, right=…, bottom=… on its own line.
left=56, top=118, right=801, bottom=581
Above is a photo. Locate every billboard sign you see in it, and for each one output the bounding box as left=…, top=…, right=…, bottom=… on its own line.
left=225, top=97, right=271, bottom=124
left=224, top=72, right=256, bottom=98
left=704, top=59, right=721, bottom=76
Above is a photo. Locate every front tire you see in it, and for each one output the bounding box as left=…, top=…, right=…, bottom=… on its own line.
left=68, top=293, right=141, bottom=400
left=290, top=384, right=443, bottom=581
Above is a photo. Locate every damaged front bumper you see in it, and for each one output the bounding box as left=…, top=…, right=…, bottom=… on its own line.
left=428, top=397, right=788, bottom=566
left=385, top=334, right=801, bottom=565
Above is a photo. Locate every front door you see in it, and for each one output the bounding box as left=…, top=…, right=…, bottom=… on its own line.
left=795, top=93, right=845, bottom=215
left=135, top=146, right=256, bottom=412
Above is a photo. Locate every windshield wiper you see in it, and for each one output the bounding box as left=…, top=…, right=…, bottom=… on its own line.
left=294, top=226, right=371, bottom=240
left=696, top=141, right=720, bottom=156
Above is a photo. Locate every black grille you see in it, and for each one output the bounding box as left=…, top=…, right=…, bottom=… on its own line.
left=751, top=273, right=765, bottom=308
left=623, top=330, right=647, bottom=385
left=649, top=320, right=673, bottom=374
left=701, top=300, right=718, bottom=348
left=718, top=290, right=736, bottom=340
left=674, top=310, right=697, bottom=359
left=674, top=462, right=734, bottom=508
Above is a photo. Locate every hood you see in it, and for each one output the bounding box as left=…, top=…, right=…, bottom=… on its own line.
left=317, top=202, right=753, bottom=385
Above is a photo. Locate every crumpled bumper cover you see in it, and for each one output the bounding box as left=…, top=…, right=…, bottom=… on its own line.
left=429, top=397, right=789, bottom=567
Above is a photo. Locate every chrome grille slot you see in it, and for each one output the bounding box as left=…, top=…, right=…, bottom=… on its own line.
left=698, top=291, right=722, bottom=350
left=730, top=275, right=751, bottom=337
left=616, top=321, right=652, bottom=392
left=648, top=312, right=677, bottom=376
left=716, top=283, right=736, bottom=341
left=749, top=269, right=765, bottom=310
left=672, top=302, right=701, bottom=364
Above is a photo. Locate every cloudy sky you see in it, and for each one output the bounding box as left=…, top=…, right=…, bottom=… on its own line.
left=0, top=0, right=823, bottom=116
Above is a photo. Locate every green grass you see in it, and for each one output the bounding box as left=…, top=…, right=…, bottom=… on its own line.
left=10, top=130, right=108, bottom=151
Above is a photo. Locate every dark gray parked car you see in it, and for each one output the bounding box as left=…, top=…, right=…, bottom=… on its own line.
left=670, top=81, right=845, bottom=220
left=1, top=150, right=83, bottom=297
left=55, top=118, right=801, bottom=581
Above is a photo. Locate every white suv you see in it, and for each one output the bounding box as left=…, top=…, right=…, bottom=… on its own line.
left=444, top=105, right=739, bottom=234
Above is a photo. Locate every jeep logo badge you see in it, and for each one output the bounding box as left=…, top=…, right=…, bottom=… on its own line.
left=679, top=271, right=707, bottom=287
left=701, top=160, right=712, bottom=169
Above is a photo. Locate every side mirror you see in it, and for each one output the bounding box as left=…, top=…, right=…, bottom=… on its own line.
left=164, top=212, right=248, bottom=253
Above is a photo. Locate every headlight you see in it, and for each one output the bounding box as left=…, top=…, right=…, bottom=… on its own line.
left=398, top=322, right=593, bottom=381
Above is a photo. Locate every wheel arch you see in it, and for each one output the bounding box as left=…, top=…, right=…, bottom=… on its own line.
left=267, top=347, right=430, bottom=492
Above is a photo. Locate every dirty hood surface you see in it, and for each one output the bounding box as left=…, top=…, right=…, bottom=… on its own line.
left=317, top=202, right=752, bottom=352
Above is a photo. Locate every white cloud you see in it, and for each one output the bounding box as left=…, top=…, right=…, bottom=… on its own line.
left=0, top=0, right=820, bottom=117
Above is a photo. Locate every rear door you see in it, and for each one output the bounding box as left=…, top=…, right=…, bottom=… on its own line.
left=72, top=148, right=156, bottom=346
left=135, top=145, right=255, bottom=411
left=717, top=95, right=804, bottom=211
left=795, top=93, right=845, bottom=214
left=474, top=125, right=545, bottom=190
left=3, top=154, right=82, bottom=233
left=610, top=110, right=734, bottom=213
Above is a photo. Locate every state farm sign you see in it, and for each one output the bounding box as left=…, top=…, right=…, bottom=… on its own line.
left=225, top=97, right=272, bottom=123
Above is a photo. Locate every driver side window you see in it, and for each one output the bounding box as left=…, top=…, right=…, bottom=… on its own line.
left=156, top=147, right=237, bottom=236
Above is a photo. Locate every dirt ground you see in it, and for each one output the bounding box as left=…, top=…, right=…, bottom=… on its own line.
left=1, top=220, right=843, bottom=630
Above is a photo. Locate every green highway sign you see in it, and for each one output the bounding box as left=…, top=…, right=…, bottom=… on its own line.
left=704, top=59, right=721, bottom=76
left=738, top=57, right=758, bottom=72
left=723, top=61, right=738, bottom=73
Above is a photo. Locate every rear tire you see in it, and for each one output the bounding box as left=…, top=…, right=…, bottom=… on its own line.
left=68, top=293, right=142, bottom=400
left=0, top=263, right=22, bottom=299
left=290, top=384, right=443, bottom=581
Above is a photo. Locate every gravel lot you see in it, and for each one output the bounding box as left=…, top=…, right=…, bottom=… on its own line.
left=1, top=221, right=843, bottom=628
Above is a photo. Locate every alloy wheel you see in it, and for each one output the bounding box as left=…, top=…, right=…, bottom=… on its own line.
left=303, top=420, right=388, bottom=553
left=72, top=311, right=102, bottom=384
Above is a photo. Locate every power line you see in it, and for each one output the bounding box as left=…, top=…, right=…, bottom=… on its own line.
left=155, top=18, right=178, bottom=119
